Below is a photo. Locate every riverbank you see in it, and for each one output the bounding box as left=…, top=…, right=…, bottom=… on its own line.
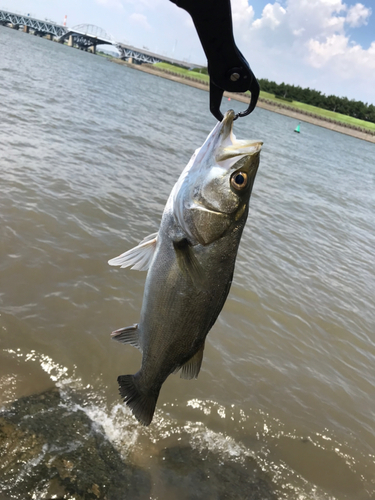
left=111, top=59, right=375, bottom=144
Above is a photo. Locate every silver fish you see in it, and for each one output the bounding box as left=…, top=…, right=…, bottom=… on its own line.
left=109, top=110, right=262, bottom=425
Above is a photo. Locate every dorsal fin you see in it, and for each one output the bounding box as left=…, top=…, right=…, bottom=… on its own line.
left=108, top=232, right=158, bottom=271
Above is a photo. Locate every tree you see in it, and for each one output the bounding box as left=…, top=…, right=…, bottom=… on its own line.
left=258, top=77, right=374, bottom=123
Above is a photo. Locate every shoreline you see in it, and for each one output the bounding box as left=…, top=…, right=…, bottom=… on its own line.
left=111, top=59, right=375, bottom=144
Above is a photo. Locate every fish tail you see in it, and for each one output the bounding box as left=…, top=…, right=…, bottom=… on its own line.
left=117, top=374, right=158, bottom=426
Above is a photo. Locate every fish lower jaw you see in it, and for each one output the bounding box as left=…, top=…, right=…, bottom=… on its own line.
left=216, top=141, right=263, bottom=162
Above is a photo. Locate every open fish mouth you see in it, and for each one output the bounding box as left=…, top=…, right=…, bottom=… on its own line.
left=216, top=110, right=263, bottom=163
left=216, top=141, right=263, bottom=162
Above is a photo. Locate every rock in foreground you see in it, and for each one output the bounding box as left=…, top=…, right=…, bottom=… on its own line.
left=0, top=388, right=277, bottom=500
left=0, top=388, right=150, bottom=500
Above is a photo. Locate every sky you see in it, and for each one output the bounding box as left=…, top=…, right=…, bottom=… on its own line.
left=2, top=0, right=375, bottom=104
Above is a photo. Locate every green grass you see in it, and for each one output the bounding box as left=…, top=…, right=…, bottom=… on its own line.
left=154, top=63, right=375, bottom=133
left=259, top=91, right=375, bottom=132
left=97, top=51, right=112, bottom=58
left=154, top=62, right=209, bottom=83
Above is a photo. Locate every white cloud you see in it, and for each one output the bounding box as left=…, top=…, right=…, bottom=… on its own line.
left=308, top=35, right=375, bottom=71
left=345, top=3, right=372, bottom=27
left=223, top=0, right=374, bottom=102
left=306, top=36, right=375, bottom=101
left=283, top=0, right=347, bottom=40
left=303, top=2, right=375, bottom=89
left=96, top=0, right=124, bottom=10
left=252, top=3, right=286, bottom=30
left=129, top=13, right=151, bottom=31
left=293, top=28, right=305, bottom=36
left=232, top=0, right=255, bottom=29
left=308, top=34, right=349, bottom=66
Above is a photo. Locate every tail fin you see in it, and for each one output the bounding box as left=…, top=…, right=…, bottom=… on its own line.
left=117, top=375, right=158, bottom=426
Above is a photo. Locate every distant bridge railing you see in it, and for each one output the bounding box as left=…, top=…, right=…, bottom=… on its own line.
left=0, top=9, right=67, bottom=37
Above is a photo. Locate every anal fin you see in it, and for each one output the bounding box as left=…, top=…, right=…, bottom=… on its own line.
left=180, top=344, right=205, bottom=380
left=111, top=324, right=141, bottom=350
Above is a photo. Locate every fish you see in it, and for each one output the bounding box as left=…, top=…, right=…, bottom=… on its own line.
left=108, top=110, right=262, bottom=426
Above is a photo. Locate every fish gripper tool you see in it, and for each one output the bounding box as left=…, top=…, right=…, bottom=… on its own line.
left=170, top=0, right=260, bottom=122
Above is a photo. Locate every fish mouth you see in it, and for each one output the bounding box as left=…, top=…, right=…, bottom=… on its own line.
left=219, top=109, right=236, bottom=139
left=216, top=110, right=262, bottom=163
left=216, top=140, right=263, bottom=162
left=192, top=110, right=261, bottom=169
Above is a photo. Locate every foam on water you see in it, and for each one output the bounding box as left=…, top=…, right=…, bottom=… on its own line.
left=4, top=347, right=372, bottom=499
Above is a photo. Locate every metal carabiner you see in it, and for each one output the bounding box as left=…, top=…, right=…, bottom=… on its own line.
left=209, top=65, right=260, bottom=122
left=170, top=0, right=259, bottom=121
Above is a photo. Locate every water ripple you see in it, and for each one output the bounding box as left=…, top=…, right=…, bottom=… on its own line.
left=1, top=25, right=375, bottom=500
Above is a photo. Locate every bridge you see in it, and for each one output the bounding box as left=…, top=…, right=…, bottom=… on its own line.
left=0, top=8, right=201, bottom=68
left=116, top=43, right=199, bottom=68
left=0, top=10, right=66, bottom=38
left=59, top=24, right=114, bottom=53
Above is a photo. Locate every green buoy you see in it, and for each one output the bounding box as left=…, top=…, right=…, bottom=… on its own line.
left=294, top=122, right=301, bottom=133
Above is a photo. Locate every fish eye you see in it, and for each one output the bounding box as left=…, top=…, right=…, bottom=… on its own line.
left=231, top=171, right=248, bottom=190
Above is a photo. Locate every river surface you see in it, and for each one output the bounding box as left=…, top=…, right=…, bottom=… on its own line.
left=1, top=26, right=375, bottom=500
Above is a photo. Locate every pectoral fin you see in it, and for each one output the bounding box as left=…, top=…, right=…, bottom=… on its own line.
left=111, top=324, right=141, bottom=350
left=108, top=232, right=158, bottom=271
left=173, top=238, right=205, bottom=288
left=180, top=344, right=205, bottom=380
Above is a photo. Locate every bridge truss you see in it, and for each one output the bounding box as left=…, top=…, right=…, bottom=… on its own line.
left=116, top=44, right=163, bottom=64
left=60, top=24, right=115, bottom=50
left=0, top=10, right=67, bottom=37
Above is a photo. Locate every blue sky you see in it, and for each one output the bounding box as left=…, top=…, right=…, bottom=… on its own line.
left=2, top=0, right=375, bottom=104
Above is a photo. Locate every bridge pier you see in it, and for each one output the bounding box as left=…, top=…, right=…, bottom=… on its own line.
left=90, top=45, right=96, bottom=54
left=68, top=35, right=74, bottom=47
left=23, top=25, right=29, bottom=33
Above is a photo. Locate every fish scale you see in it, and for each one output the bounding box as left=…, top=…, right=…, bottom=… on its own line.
left=109, top=110, right=262, bottom=425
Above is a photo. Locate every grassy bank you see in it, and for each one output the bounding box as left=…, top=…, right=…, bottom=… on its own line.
left=260, top=91, right=375, bottom=132
left=153, top=63, right=375, bottom=134
left=154, top=62, right=209, bottom=83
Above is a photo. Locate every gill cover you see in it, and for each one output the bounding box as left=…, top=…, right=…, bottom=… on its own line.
left=172, top=110, right=262, bottom=246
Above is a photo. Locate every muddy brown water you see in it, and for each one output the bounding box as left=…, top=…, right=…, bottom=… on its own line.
left=1, top=26, right=375, bottom=499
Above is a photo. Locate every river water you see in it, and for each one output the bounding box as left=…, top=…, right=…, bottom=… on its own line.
left=1, top=26, right=374, bottom=499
